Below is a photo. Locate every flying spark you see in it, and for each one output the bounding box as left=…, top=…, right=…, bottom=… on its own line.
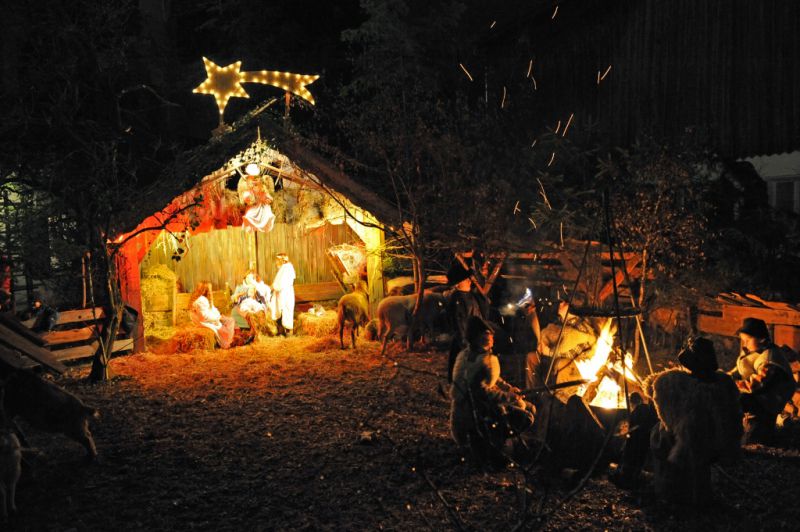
left=562, top=112, right=574, bottom=136
left=490, top=20, right=497, bottom=28
left=601, top=65, right=612, bottom=80
left=552, top=5, right=559, bottom=19
left=547, top=152, right=556, bottom=167
left=459, top=63, right=474, bottom=81
left=501, top=86, right=507, bottom=108
left=554, top=120, right=561, bottom=134
left=531, top=76, right=538, bottom=90
left=537, top=178, right=552, bottom=210
left=513, top=201, right=521, bottom=214
left=527, top=59, right=533, bottom=78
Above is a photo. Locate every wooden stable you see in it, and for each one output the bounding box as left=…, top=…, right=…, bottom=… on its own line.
left=115, top=138, right=390, bottom=351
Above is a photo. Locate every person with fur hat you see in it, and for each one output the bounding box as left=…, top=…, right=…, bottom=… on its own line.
left=677, top=337, right=719, bottom=382
left=450, top=316, right=535, bottom=464
left=445, top=260, right=488, bottom=382
left=729, top=317, right=795, bottom=444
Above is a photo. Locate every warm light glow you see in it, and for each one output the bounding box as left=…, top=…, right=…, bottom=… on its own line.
left=574, top=319, right=613, bottom=383
left=193, top=57, right=320, bottom=121
left=572, top=319, right=639, bottom=409
left=591, top=376, right=622, bottom=408
left=245, top=163, right=261, bottom=176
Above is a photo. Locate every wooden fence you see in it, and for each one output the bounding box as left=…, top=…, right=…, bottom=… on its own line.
left=140, top=222, right=359, bottom=294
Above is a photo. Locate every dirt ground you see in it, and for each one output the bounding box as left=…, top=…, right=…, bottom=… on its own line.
left=8, top=336, right=800, bottom=531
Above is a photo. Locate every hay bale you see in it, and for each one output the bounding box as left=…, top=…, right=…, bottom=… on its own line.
left=171, top=326, right=216, bottom=353
left=142, top=265, right=178, bottom=331
left=245, top=311, right=278, bottom=339
left=296, top=309, right=338, bottom=337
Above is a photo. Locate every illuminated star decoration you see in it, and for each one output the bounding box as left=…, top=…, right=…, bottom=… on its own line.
left=193, top=57, right=320, bottom=125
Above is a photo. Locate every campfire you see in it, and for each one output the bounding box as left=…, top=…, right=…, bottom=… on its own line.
left=571, top=319, right=642, bottom=409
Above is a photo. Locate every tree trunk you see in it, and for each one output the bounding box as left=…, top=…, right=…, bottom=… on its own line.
left=88, top=246, right=121, bottom=383
left=407, top=254, right=425, bottom=351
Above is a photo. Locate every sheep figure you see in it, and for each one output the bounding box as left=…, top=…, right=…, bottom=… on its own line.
left=336, top=281, right=370, bottom=349
left=376, top=291, right=447, bottom=355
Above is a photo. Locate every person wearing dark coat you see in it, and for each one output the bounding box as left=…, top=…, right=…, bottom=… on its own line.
left=729, top=317, right=796, bottom=444
left=612, top=337, right=740, bottom=494
left=445, top=261, right=488, bottom=383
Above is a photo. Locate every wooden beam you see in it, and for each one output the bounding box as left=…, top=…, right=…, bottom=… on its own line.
left=0, top=345, right=39, bottom=370
left=696, top=314, right=740, bottom=337
left=55, top=307, right=106, bottom=325
left=50, top=339, right=134, bottom=362
left=0, top=323, right=66, bottom=374
left=0, top=312, right=45, bottom=346
left=598, top=256, right=641, bottom=303
left=722, top=305, right=800, bottom=327
left=294, top=282, right=344, bottom=303
left=41, top=327, right=96, bottom=347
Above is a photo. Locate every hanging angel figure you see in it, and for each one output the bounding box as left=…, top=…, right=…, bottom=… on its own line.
left=238, top=164, right=276, bottom=233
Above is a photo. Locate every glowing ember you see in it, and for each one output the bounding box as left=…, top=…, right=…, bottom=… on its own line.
left=572, top=319, right=640, bottom=409
left=591, top=376, right=623, bottom=409
left=574, top=319, right=614, bottom=381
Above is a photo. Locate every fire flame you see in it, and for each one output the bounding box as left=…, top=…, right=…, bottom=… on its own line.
left=573, top=319, right=640, bottom=409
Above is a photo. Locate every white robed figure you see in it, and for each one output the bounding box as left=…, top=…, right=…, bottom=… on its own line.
left=238, top=171, right=276, bottom=233
left=270, top=253, right=296, bottom=334
left=190, top=282, right=235, bottom=349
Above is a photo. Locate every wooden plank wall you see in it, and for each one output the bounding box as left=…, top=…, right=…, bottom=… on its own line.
left=140, top=222, right=360, bottom=294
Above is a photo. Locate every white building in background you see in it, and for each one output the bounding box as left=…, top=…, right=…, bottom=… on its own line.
left=746, top=151, right=800, bottom=214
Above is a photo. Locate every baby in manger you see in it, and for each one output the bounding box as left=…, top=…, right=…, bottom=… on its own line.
left=233, top=271, right=271, bottom=312
left=231, top=269, right=274, bottom=337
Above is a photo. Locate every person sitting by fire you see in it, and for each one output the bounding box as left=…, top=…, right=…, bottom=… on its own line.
left=729, top=317, right=795, bottom=444
left=450, top=316, right=536, bottom=465
left=190, top=282, right=236, bottom=349
left=270, top=253, right=296, bottom=336
left=612, top=337, right=742, bottom=499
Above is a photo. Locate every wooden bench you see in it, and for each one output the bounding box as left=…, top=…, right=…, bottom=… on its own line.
left=295, top=282, right=344, bottom=303
left=0, top=313, right=67, bottom=373
left=37, top=307, right=134, bottom=362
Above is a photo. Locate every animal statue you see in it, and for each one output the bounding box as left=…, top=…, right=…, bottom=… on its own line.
left=376, top=292, right=447, bottom=355
left=336, top=281, right=370, bottom=349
